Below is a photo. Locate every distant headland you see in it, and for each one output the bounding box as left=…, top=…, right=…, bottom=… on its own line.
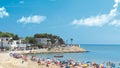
left=0, top=31, right=87, bottom=53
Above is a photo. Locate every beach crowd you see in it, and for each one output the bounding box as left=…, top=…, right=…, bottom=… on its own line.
left=9, top=53, right=120, bottom=68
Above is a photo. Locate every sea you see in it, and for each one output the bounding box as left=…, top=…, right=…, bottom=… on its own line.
left=33, top=44, right=120, bottom=64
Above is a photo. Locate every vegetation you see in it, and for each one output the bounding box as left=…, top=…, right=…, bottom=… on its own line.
left=25, top=36, right=37, bottom=44
left=0, top=31, right=65, bottom=49
left=34, top=33, right=64, bottom=44
left=0, top=32, right=14, bottom=37
left=37, top=43, right=44, bottom=48
left=4, top=46, right=10, bottom=50
left=13, top=35, right=19, bottom=40
left=70, top=38, right=73, bottom=45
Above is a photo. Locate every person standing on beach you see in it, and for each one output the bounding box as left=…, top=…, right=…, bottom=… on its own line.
left=21, top=59, right=24, bottom=64
left=37, top=59, right=41, bottom=65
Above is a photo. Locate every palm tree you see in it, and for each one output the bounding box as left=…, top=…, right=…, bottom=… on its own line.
left=70, top=38, right=73, bottom=46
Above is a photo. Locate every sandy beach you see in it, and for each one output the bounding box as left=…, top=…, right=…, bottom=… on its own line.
left=0, top=52, right=118, bottom=68
left=0, top=52, right=88, bottom=68
left=0, top=47, right=88, bottom=68
left=0, top=46, right=88, bottom=68
left=0, top=53, right=61, bottom=68
left=0, top=46, right=118, bottom=68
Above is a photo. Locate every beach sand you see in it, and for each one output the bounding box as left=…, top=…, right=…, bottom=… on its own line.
left=0, top=53, right=61, bottom=68
left=0, top=53, right=103, bottom=68
left=0, top=46, right=87, bottom=68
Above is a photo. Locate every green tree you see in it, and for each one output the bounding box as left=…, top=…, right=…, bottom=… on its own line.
left=59, top=38, right=64, bottom=44
left=34, top=33, right=65, bottom=45
left=13, top=35, right=19, bottom=40
left=25, top=37, right=36, bottom=47
left=1, top=32, right=14, bottom=37
left=4, top=46, right=10, bottom=50
left=37, top=43, right=44, bottom=48
left=70, top=38, right=73, bottom=45
left=25, top=37, right=37, bottom=44
left=0, top=32, right=2, bottom=37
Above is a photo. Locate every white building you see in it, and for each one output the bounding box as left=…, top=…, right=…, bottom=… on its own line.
left=0, top=37, right=12, bottom=47
left=0, top=37, right=31, bottom=50
left=10, top=40, right=21, bottom=48
left=10, top=39, right=30, bottom=50
left=35, top=38, right=52, bottom=45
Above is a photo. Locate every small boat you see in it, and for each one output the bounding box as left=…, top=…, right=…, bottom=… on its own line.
left=54, top=55, right=63, bottom=58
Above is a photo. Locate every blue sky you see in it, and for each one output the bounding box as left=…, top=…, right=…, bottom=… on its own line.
left=1, top=0, right=120, bottom=44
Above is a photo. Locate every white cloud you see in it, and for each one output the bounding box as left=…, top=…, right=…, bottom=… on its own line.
left=0, top=7, right=9, bottom=18
left=72, top=14, right=111, bottom=26
left=110, top=20, right=120, bottom=26
left=71, top=0, right=120, bottom=26
left=17, top=15, right=46, bottom=24
left=114, top=0, right=120, bottom=8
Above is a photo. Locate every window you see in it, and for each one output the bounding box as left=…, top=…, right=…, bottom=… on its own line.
left=16, top=42, right=20, bottom=44
left=6, top=39, right=8, bottom=41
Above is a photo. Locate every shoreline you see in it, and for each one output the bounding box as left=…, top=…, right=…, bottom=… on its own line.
left=0, top=46, right=92, bottom=68
left=14, top=50, right=88, bottom=54
left=13, top=46, right=88, bottom=54
left=0, top=52, right=119, bottom=68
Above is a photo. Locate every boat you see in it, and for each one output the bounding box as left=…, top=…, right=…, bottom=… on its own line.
left=54, top=55, right=63, bottom=58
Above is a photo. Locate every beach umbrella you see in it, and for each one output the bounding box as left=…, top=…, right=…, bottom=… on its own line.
left=47, top=58, right=50, bottom=60
left=47, top=58, right=51, bottom=61
left=100, top=64, right=104, bottom=68
left=81, top=64, right=88, bottom=67
left=86, top=61, right=91, bottom=63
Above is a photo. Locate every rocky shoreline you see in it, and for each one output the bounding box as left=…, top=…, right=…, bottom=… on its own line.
left=14, top=46, right=87, bottom=54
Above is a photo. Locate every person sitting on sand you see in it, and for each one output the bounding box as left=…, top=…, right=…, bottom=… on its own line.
left=24, top=54, right=28, bottom=61
left=21, top=58, right=24, bottom=64
left=46, top=64, right=49, bottom=67
left=37, top=59, right=41, bottom=65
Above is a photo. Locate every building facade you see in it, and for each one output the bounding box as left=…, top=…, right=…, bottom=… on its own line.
left=10, top=39, right=30, bottom=50
left=0, top=37, right=12, bottom=47
left=35, top=38, right=52, bottom=45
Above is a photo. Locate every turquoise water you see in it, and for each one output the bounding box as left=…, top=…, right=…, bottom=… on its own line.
left=34, top=44, right=120, bottom=63
left=81, top=44, right=120, bottom=63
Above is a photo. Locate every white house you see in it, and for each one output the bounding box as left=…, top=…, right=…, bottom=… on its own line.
left=10, top=40, right=21, bottom=48
left=35, top=38, right=52, bottom=45
left=0, top=37, right=12, bottom=47
left=10, top=39, right=30, bottom=50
